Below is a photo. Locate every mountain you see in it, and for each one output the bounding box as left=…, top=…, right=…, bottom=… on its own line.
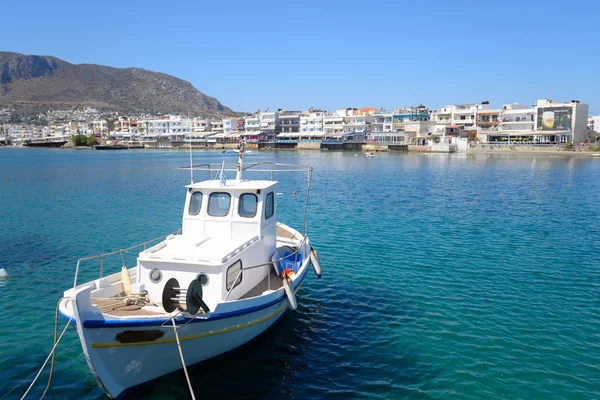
left=0, top=51, right=233, bottom=116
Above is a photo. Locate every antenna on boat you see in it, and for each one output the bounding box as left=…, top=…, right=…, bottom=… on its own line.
left=188, top=133, right=194, bottom=184
left=236, top=140, right=245, bottom=181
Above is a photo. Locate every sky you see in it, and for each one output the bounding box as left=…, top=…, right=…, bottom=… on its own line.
left=2, top=0, right=599, bottom=114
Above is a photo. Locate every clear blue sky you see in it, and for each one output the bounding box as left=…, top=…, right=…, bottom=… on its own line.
left=2, top=0, right=599, bottom=114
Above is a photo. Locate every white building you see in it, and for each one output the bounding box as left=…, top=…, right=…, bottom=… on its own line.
left=7, top=125, right=34, bottom=139
left=405, top=121, right=437, bottom=145
left=222, top=118, right=238, bottom=134
left=323, top=114, right=344, bottom=133
left=588, top=116, right=600, bottom=133
left=192, top=118, right=209, bottom=133
left=473, top=108, right=501, bottom=141
left=92, top=120, right=108, bottom=135
left=209, top=120, right=223, bottom=132
left=278, top=111, right=302, bottom=135
left=260, top=112, right=278, bottom=132
left=343, top=114, right=367, bottom=134
left=137, top=116, right=193, bottom=143
left=474, top=99, right=589, bottom=144
left=300, top=111, right=324, bottom=138
left=368, top=112, right=393, bottom=132
left=244, top=115, right=261, bottom=133
left=534, top=99, right=589, bottom=143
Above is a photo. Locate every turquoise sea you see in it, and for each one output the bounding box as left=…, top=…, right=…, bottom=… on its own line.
left=1, top=148, right=599, bottom=399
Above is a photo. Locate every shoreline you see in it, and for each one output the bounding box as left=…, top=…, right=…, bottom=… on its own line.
left=465, top=149, right=598, bottom=157
left=3, top=145, right=599, bottom=157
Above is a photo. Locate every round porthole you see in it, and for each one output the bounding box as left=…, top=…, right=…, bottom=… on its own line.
left=149, top=269, right=162, bottom=283
left=197, top=273, right=209, bottom=286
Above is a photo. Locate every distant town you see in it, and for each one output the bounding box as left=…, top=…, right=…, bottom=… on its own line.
left=1, top=98, right=599, bottom=151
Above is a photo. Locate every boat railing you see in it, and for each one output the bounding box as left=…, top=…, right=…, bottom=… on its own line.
left=178, top=161, right=313, bottom=180
left=73, top=229, right=181, bottom=288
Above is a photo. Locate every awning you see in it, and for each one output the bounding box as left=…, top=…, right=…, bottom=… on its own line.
left=210, top=132, right=231, bottom=138
left=300, top=132, right=325, bottom=137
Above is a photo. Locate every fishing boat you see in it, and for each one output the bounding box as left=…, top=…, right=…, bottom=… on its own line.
left=23, top=138, right=68, bottom=148
left=94, top=144, right=129, bottom=150
left=57, top=145, right=322, bottom=398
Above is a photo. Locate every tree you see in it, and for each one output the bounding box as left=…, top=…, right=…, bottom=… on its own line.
left=430, top=135, right=441, bottom=144
left=563, top=138, right=574, bottom=151
left=86, top=134, right=98, bottom=146
left=72, top=134, right=88, bottom=146
left=106, top=119, right=115, bottom=132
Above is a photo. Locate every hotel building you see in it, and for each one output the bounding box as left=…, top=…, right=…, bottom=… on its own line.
left=300, top=110, right=325, bottom=140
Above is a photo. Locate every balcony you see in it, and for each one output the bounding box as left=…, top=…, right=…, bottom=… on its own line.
left=453, top=107, right=474, bottom=115
left=499, top=120, right=534, bottom=124
left=452, top=120, right=474, bottom=125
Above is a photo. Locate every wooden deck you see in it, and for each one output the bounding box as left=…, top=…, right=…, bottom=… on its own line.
left=240, top=268, right=283, bottom=299
left=92, top=298, right=168, bottom=317
left=276, top=224, right=299, bottom=240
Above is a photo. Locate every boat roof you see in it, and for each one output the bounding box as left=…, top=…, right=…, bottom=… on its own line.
left=186, top=179, right=276, bottom=191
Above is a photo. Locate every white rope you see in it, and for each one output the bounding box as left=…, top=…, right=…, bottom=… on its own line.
left=19, top=316, right=73, bottom=400
left=171, top=318, right=196, bottom=400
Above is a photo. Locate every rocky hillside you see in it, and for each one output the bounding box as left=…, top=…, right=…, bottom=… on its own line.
left=0, top=52, right=232, bottom=116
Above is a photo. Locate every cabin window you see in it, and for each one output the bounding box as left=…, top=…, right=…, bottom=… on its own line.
left=208, top=192, right=231, bottom=217
left=188, top=192, right=202, bottom=215
left=226, top=260, right=242, bottom=291
left=239, top=193, right=258, bottom=218
left=265, top=192, right=274, bottom=219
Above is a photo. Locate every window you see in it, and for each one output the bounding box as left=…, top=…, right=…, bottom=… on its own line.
left=188, top=191, right=202, bottom=215
left=226, top=260, right=242, bottom=291
left=238, top=193, right=258, bottom=218
left=208, top=192, right=231, bottom=217
left=265, top=192, right=274, bottom=219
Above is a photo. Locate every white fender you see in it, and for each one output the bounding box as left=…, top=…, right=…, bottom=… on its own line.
left=282, top=275, right=297, bottom=311
left=310, top=248, right=322, bottom=279
left=121, top=265, right=132, bottom=295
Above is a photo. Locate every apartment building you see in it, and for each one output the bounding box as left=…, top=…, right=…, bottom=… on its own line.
left=534, top=99, right=589, bottom=143
left=259, top=111, right=280, bottom=143
left=192, top=118, right=209, bottom=133
left=393, top=106, right=430, bottom=131
left=278, top=111, right=302, bottom=139
left=222, top=118, right=238, bottom=134
left=300, top=110, right=325, bottom=140
left=588, top=115, right=600, bottom=133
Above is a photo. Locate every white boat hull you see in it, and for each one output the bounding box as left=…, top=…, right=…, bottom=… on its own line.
left=61, top=253, right=310, bottom=398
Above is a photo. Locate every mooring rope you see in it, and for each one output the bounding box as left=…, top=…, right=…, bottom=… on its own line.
left=19, top=312, right=73, bottom=399
left=0, top=298, right=76, bottom=400
left=39, top=297, right=68, bottom=399
left=171, top=318, right=196, bottom=400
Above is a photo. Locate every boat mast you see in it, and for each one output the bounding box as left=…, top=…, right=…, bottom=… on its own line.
left=236, top=140, right=245, bottom=180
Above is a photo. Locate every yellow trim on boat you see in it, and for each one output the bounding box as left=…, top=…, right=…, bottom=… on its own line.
left=92, top=303, right=288, bottom=349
